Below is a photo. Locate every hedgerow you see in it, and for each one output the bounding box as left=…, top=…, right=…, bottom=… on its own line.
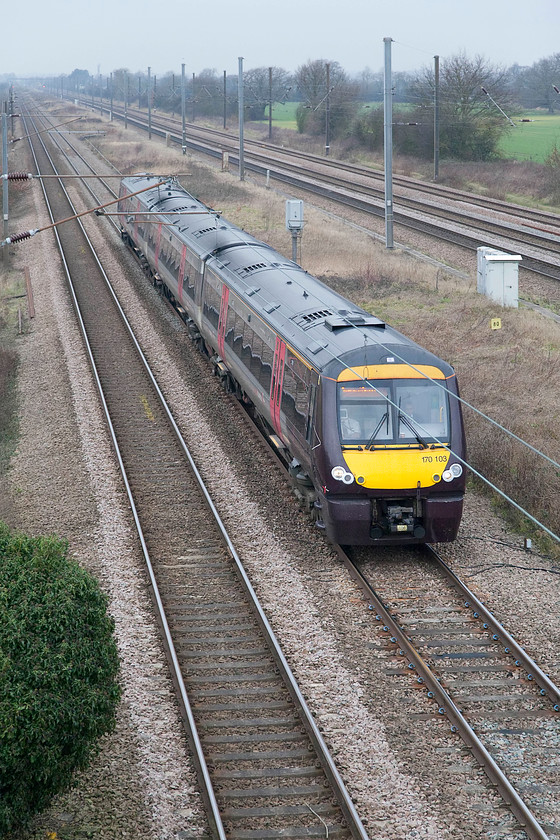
left=0, top=524, right=121, bottom=836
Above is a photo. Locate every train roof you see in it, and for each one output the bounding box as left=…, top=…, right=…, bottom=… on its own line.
left=122, top=175, right=455, bottom=379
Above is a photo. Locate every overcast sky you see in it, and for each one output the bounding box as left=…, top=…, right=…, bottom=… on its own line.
left=5, top=0, right=559, bottom=79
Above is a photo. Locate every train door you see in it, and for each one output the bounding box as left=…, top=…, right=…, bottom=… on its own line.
left=217, top=286, right=230, bottom=356
left=270, top=337, right=286, bottom=435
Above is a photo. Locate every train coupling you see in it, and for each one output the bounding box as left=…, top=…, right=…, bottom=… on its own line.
left=371, top=502, right=426, bottom=539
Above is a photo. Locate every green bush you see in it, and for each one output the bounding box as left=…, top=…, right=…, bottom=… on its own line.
left=0, top=523, right=121, bottom=836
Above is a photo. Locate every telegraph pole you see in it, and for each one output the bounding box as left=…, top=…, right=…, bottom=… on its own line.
left=192, top=73, right=196, bottom=122
left=383, top=37, right=394, bottom=249
left=238, top=57, right=245, bottom=181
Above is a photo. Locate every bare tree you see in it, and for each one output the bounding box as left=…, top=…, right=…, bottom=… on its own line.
left=410, top=53, right=517, bottom=160
left=243, top=66, right=292, bottom=121
left=294, top=59, right=359, bottom=140
left=516, top=54, right=560, bottom=112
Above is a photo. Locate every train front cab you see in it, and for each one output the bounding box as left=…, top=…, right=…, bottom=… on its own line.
left=318, top=364, right=465, bottom=545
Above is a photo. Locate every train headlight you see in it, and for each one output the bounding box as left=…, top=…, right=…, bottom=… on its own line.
left=442, top=463, right=463, bottom=482
left=331, top=466, right=355, bottom=484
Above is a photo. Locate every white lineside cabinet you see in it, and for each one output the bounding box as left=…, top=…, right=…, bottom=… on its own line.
left=285, top=199, right=304, bottom=231
left=477, top=247, right=521, bottom=308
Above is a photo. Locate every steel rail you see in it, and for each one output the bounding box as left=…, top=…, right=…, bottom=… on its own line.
left=336, top=545, right=554, bottom=840
left=425, top=545, right=560, bottom=708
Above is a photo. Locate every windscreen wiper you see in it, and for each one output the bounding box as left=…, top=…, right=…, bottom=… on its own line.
left=365, top=411, right=389, bottom=450
left=398, top=412, right=429, bottom=449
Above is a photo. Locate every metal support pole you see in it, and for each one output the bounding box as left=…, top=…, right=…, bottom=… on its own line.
left=325, top=62, right=330, bottom=156
left=148, top=66, right=152, bottom=139
left=383, top=36, right=394, bottom=249
left=124, top=72, right=128, bottom=129
left=223, top=71, right=227, bottom=130
left=2, top=110, right=9, bottom=265
left=192, top=73, right=195, bottom=122
left=10, top=86, right=15, bottom=135
left=238, top=57, right=245, bottom=181
left=291, top=230, right=298, bottom=262
left=110, top=72, right=114, bottom=121
left=268, top=67, right=273, bottom=140
left=181, top=64, right=186, bottom=154
left=434, top=55, right=440, bottom=181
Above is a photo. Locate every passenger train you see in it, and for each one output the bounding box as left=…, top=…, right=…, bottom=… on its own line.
left=118, top=174, right=466, bottom=545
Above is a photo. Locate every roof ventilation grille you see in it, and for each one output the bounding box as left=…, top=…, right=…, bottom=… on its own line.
left=295, top=309, right=333, bottom=328
left=193, top=226, right=218, bottom=238
left=238, top=262, right=268, bottom=278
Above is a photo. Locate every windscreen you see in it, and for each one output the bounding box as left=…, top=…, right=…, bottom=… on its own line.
left=338, top=378, right=449, bottom=446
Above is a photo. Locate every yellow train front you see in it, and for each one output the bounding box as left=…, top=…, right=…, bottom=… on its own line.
left=312, top=351, right=466, bottom=546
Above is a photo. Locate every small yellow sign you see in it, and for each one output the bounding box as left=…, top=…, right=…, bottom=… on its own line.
left=490, top=318, right=502, bottom=330
left=140, top=394, right=155, bottom=421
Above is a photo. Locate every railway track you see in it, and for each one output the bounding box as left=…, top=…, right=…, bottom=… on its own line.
left=344, top=544, right=560, bottom=840
left=21, top=103, right=369, bottom=840
left=71, top=97, right=560, bottom=282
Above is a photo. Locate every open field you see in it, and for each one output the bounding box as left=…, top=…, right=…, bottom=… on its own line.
left=261, top=101, right=299, bottom=130
left=258, top=102, right=560, bottom=167
left=498, top=111, right=560, bottom=162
